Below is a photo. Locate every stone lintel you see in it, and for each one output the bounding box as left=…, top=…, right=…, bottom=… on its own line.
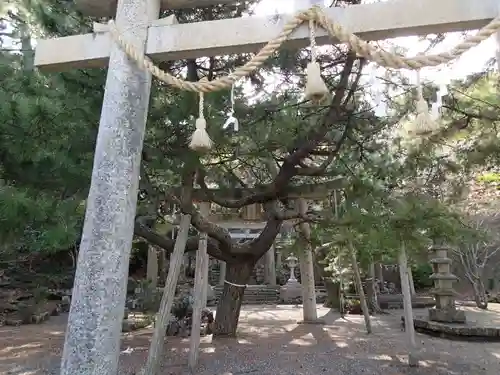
left=76, top=0, right=240, bottom=17
left=188, top=179, right=345, bottom=202
left=35, top=0, right=498, bottom=71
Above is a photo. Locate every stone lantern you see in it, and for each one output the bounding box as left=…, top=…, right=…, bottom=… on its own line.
left=280, top=254, right=302, bottom=303
left=285, top=255, right=299, bottom=283
left=428, top=244, right=466, bottom=323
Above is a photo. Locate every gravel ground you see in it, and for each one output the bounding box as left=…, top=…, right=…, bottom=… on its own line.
left=1, top=304, right=499, bottom=375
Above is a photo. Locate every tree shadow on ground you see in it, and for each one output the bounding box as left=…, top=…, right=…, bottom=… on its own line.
left=1, top=306, right=499, bottom=375
left=140, top=306, right=500, bottom=375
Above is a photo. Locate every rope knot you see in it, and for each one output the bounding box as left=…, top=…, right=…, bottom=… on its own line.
left=189, top=77, right=213, bottom=153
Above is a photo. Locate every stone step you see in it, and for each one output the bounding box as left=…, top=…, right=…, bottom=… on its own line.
left=213, top=285, right=280, bottom=304
left=211, top=285, right=327, bottom=305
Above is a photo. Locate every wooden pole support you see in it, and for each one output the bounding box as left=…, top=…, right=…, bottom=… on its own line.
left=143, top=214, right=191, bottom=375
left=399, top=243, right=419, bottom=367
left=188, top=202, right=211, bottom=370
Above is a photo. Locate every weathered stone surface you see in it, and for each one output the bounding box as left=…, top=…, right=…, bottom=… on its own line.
left=428, top=307, right=466, bottom=323
left=414, top=316, right=500, bottom=341
left=428, top=244, right=466, bottom=324
left=280, top=280, right=302, bottom=303
left=58, top=1, right=161, bottom=373
left=35, top=0, right=500, bottom=71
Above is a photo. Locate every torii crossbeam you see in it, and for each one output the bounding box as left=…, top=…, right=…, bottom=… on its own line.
left=35, top=0, right=498, bottom=374
left=36, top=0, right=498, bottom=71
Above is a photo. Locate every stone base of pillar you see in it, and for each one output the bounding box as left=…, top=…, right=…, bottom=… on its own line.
left=280, top=280, right=302, bottom=303
left=297, top=319, right=325, bottom=325
left=428, top=307, right=466, bottom=323
left=408, top=353, right=419, bottom=367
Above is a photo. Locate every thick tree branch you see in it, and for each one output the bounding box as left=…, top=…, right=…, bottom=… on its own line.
left=165, top=190, right=235, bottom=256
left=243, top=201, right=283, bottom=259
left=296, top=124, right=351, bottom=176
left=133, top=220, right=234, bottom=261
left=193, top=55, right=356, bottom=208
left=167, top=161, right=236, bottom=257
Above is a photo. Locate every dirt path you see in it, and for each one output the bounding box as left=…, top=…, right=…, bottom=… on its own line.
left=1, top=305, right=499, bottom=375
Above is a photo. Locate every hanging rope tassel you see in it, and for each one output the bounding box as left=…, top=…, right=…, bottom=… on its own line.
left=412, top=69, right=436, bottom=135
left=304, top=18, right=329, bottom=103
left=189, top=83, right=213, bottom=152
left=222, top=82, right=239, bottom=132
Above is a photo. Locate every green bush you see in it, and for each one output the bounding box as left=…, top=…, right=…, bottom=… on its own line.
left=411, top=263, right=433, bottom=290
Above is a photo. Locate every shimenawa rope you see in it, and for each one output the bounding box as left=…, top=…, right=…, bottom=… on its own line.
left=98, top=5, right=500, bottom=93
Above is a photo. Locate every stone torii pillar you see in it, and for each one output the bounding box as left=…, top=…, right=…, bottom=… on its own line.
left=41, top=1, right=238, bottom=375
left=297, top=198, right=318, bottom=323
left=58, top=1, right=161, bottom=374
left=264, top=244, right=277, bottom=286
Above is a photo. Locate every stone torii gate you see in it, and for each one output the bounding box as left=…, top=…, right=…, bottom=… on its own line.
left=33, top=0, right=498, bottom=374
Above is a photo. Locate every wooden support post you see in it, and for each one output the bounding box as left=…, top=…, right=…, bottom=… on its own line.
left=200, top=203, right=210, bottom=308
left=399, top=243, right=418, bottom=367
left=188, top=202, right=210, bottom=370
left=59, top=1, right=160, bottom=374
left=408, top=266, right=416, bottom=295
left=349, top=243, right=372, bottom=334
left=143, top=214, right=191, bottom=375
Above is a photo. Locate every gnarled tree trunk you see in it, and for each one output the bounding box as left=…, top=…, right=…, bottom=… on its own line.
left=367, top=262, right=382, bottom=313
left=213, top=260, right=255, bottom=337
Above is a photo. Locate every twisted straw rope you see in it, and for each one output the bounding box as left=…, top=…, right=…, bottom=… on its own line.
left=105, top=6, right=500, bottom=93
